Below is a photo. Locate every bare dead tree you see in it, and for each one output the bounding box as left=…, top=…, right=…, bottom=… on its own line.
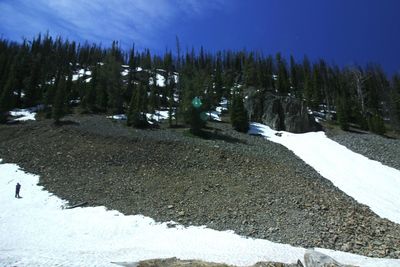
left=349, top=67, right=370, bottom=116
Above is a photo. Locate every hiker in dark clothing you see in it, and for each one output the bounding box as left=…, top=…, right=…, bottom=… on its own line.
left=15, top=183, right=21, bottom=198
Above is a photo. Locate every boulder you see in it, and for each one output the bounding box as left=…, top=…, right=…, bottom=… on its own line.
left=112, top=257, right=303, bottom=267
left=244, top=89, right=320, bottom=133
left=261, top=95, right=320, bottom=133
left=304, top=250, right=358, bottom=267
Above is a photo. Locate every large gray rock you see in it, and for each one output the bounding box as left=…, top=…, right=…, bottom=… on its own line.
left=112, top=257, right=303, bottom=267
left=262, top=95, right=320, bottom=133
left=304, top=250, right=358, bottom=267
left=244, top=90, right=320, bottom=133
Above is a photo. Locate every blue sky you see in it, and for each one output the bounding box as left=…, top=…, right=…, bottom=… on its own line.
left=0, top=0, right=399, bottom=74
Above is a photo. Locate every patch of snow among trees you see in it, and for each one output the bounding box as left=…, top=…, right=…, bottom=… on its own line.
left=9, top=105, right=44, bottom=121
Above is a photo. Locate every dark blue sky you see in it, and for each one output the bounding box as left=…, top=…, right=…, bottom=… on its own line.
left=1, top=0, right=399, bottom=74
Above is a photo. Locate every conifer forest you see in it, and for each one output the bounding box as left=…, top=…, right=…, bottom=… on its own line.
left=1, top=34, right=399, bottom=134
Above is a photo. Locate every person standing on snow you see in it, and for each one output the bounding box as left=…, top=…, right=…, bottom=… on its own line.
left=15, top=183, right=21, bottom=198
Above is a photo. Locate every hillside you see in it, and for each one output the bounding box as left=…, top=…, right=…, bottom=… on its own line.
left=1, top=114, right=400, bottom=260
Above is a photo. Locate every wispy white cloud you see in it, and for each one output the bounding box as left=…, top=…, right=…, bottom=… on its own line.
left=0, top=0, right=227, bottom=49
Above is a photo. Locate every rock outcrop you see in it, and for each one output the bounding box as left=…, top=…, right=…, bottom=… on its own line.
left=112, top=257, right=302, bottom=267
left=244, top=90, right=320, bottom=133
left=304, top=250, right=358, bottom=267
left=113, top=251, right=359, bottom=267
left=261, top=95, right=321, bottom=133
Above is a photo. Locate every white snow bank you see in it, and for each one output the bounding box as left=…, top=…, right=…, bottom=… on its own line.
left=206, top=111, right=221, bottom=121
left=107, top=110, right=173, bottom=123
left=249, top=123, right=400, bottom=224
left=219, top=98, right=228, bottom=107
left=107, top=114, right=127, bottom=120
left=9, top=109, right=36, bottom=121
left=121, top=69, right=129, bottom=76
left=216, top=106, right=228, bottom=113
left=1, top=161, right=399, bottom=267
left=149, top=73, right=166, bottom=87
left=73, top=69, right=92, bottom=81
left=146, top=110, right=172, bottom=122
left=9, top=105, right=44, bottom=121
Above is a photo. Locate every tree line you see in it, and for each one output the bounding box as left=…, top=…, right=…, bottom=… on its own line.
left=0, top=33, right=399, bottom=135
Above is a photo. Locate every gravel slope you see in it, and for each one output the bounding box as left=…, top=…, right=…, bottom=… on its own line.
left=327, top=131, right=400, bottom=171
left=0, top=115, right=400, bottom=258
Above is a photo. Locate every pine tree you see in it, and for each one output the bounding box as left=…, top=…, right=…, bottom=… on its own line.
left=148, top=80, right=158, bottom=115
left=24, top=54, right=42, bottom=107
left=335, top=71, right=353, bottom=131
left=83, top=65, right=98, bottom=112
left=290, top=55, right=298, bottom=95
left=368, top=114, right=386, bottom=135
left=52, top=78, right=67, bottom=124
left=389, top=75, right=400, bottom=132
left=188, top=96, right=206, bottom=135
left=127, top=83, right=147, bottom=128
left=230, top=93, right=249, bottom=132
left=0, top=79, right=14, bottom=123
left=243, top=53, right=257, bottom=87
left=127, top=84, right=140, bottom=127
left=167, top=78, right=175, bottom=127
left=275, top=53, right=290, bottom=95
left=104, top=53, right=123, bottom=113
left=95, top=66, right=108, bottom=112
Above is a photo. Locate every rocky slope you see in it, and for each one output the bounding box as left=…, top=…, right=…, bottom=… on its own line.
left=0, top=115, right=400, bottom=258
left=327, top=130, right=400, bottom=171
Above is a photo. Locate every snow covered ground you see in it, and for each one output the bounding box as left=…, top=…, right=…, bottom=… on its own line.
left=9, top=105, right=44, bottom=121
left=107, top=110, right=173, bottom=123
left=249, top=123, right=400, bottom=224
left=205, top=111, right=222, bottom=121
left=9, top=109, right=36, bottom=121
left=1, top=161, right=400, bottom=267
left=1, top=121, right=400, bottom=266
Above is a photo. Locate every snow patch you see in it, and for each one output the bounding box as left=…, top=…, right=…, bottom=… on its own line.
left=248, top=123, right=400, bottom=224
left=149, top=73, right=166, bottom=87
left=1, top=162, right=399, bottom=267
left=206, top=111, right=222, bottom=122
left=107, top=114, right=127, bottom=120
left=9, top=105, right=44, bottom=121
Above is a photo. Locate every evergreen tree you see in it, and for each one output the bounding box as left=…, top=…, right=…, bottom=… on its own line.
left=243, top=53, right=258, bottom=87
left=336, top=96, right=350, bottom=131
left=24, top=54, right=42, bottom=107
left=230, top=93, right=249, bottom=132
left=104, top=53, right=123, bottom=113
left=127, top=83, right=147, bottom=128
left=95, top=65, right=108, bottom=112
left=290, top=55, right=298, bottom=95
left=275, top=53, right=290, bottom=95
left=335, top=72, right=352, bottom=131
left=127, top=84, right=140, bottom=127
left=368, top=114, right=386, bottom=135
left=83, top=65, right=98, bottom=112
left=389, top=75, right=400, bottom=132
left=187, top=96, right=206, bottom=135
left=52, top=78, right=67, bottom=123
left=0, top=78, right=14, bottom=123
left=148, top=79, right=158, bottom=115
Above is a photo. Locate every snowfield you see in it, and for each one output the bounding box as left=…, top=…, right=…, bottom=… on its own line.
left=1, top=123, right=400, bottom=266
left=1, top=160, right=400, bottom=266
left=249, top=123, right=400, bottom=224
